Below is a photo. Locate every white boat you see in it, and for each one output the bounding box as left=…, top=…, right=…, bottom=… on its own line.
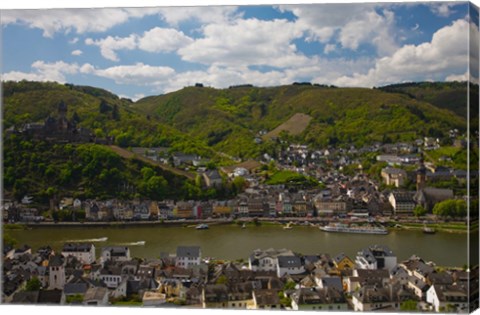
left=319, top=223, right=388, bottom=235
left=423, top=226, right=436, bottom=234
left=241, top=223, right=246, bottom=229
left=196, top=224, right=209, bottom=230
left=283, top=222, right=293, bottom=230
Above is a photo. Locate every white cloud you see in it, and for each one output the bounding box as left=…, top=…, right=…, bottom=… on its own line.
left=280, top=4, right=398, bottom=57
left=85, top=27, right=193, bottom=61
left=85, top=35, right=137, bottom=62
left=69, top=37, right=79, bottom=44
left=137, top=27, right=193, bottom=53
left=445, top=72, right=469, bottom=82
left=429, top=2, right=457, bottom=17
left=1, top=7, right=164, bottom=37
left=331, top=19, right=471, bottom=87
left=156, top=6, right=241, bottom=26
left=83, top=62, right=175, bottom=86
left=163, top=65, right=287, bottom=93
left=178, top=18, right=307, bottom=68
left=323, top=44, right=336, bottom=54
left=71, top=49, right=83, bottom=56
left=2, top=60, right=79, bottom=82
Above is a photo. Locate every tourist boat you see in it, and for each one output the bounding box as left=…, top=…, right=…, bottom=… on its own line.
left=319, top=223, right=388, bottom=235
left=196, top=224, right=209, bottom=230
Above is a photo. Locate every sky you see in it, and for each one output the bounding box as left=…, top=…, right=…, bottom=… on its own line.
left=1, top=0, right=479, bottom=100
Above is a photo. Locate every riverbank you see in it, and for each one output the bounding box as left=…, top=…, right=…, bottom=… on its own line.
left=4, top=217, right=473, bottom=233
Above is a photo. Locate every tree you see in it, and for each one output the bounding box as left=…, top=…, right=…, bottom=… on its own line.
left=25, top=277, right=41, bottom=291
left=141, top=167, right=154, bottom=181
left=433, top=199, right=467, bottom=218
left=144, top=176, right=168, bottom=200
left=232, top=176, right=246, bottom=193
left=413, top=205, right=427, bottom=217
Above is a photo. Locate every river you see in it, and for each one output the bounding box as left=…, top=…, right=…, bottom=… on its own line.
left=8, top=224, right=469, bottom=267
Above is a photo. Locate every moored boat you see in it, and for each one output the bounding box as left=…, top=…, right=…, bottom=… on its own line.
left=319, top=223, right=388, bottom=235
left=423, top=226, right=436, bottom=234
left=196, top=224, right=209, bottom=230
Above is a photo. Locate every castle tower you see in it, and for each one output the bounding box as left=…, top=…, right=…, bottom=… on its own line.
left=416, top=152, right=426, bottom=192
left=58, top=100, right=67, bottom=118
left=57, top=100, right=69, bottom=131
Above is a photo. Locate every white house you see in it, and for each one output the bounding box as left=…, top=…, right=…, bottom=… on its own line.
left=61, top=243, right=96, bottom=264
left=99, top=268, right=123, bottom=289
left=176, top=246, right=201, bottom=268
left=276, top=255, right=305, bottom=277
left=101, top=246, right=131, bottom=263
left=426, top=284, right=468, bottom=313
left=388, top=191, right=416, bottom=216
left=248, top=248, right=294, bottom=272
left=355, top=245, right=397, bottom=271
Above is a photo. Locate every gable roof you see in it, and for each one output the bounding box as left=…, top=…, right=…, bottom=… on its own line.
left=37, top=289, right=64, bottom=304
left=278, top=255, right=302, bottom=268
left=64, top=283, right=89, bottom=295
left=84, top=287, right=108, bottom=301
left=176, top=246, right=201, bottom=258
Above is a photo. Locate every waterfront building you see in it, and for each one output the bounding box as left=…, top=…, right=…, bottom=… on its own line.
left=61, top=243, right=96, bottom=265
left=277, top=255, right=305, bottom=277
left=355, top=245, right=397, bottom=271
left=388, top=191, right=416, bottom=216
left=101, top=246, right=131, bottom=263
left=176, top=246, right=201, bottom=268
left=248, top=248, right=295, bottom=272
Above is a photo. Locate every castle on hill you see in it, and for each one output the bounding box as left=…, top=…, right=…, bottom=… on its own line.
left=7, top=100, right=113, bottom=144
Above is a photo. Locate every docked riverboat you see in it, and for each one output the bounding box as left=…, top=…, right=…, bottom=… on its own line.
left=319, top=223, right=388, bottom=235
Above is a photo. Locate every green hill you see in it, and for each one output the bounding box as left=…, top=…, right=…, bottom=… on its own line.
left=378, top=81, right=478, bottom=119
left=1, top=81, right=229, bottom=203
left=2, top=80, right=472, bottom=203
left=133, top=83, right=467, bottom=157
left=2, top=81, right=216, bottom=158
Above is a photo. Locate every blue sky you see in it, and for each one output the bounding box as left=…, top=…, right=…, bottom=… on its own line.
left=1, top=1, right=479, bottom=100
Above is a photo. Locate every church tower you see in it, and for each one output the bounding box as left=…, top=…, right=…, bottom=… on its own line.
left=48, top=254, right=65, bottom=290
